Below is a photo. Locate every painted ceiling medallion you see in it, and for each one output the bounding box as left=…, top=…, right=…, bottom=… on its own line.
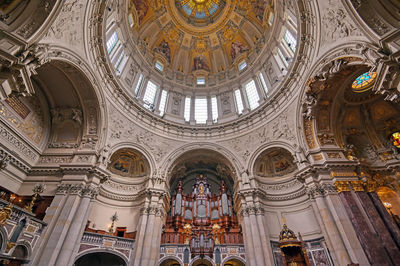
left=177, top=0, right=226, bottom=25
left=352, top=71, right=377, bottom=93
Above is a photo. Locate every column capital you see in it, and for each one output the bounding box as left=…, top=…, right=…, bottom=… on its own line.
left=56, top=183, right=99, bottom=199
left=306, top=182, right=337, bottom=198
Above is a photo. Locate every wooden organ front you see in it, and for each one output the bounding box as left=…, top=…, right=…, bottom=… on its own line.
left=161, top=174, right=243, bottom=258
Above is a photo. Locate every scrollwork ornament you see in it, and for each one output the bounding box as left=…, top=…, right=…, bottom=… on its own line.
left=0, top=154, right=10, bottom=170
left=350, top=181, right=364, bottom=192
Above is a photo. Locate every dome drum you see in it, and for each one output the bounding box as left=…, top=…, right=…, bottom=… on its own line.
left=105, top=0, right=299, bottom=126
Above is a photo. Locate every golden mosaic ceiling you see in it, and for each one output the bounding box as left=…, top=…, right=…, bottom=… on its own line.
left=128, top=0, right=274, bottom=76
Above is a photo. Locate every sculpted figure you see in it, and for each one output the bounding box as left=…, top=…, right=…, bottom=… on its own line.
left=302, top=90, right=317, bottom=120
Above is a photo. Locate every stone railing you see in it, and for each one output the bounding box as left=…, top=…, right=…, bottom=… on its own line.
left=0, top=198, right=47, bottom=263
left=78, top=231, right=135, bottom=261
left=159, top=244, right=246, bottom=265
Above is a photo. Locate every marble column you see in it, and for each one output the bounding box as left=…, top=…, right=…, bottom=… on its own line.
left=240, top=203, right=272, bottom=266
left=141, top=207, right=157, bottom=266
left=29, top=189, right=69, bottom=266
left=323, top=192, right=370, bottom=265
left=339, top=191, right=391, bottom=265
left=149, top=211, right=164, bottom=266
left=309, top=199, right=337, bottom=263
left=369, top=192, right=400, bottom=247
left=356, top=191, right=400, bottom=264
left=256, top=209, right=274, bottom=265
left=305, top=180, right=369, bottom=265
left=57, top=186, right=98, bottom=265
left=313, top=194, right=351, bottom=265
left=29, top=183, right=98, bottom=266
left=248, top=212, right=265, bottom=266
left=131, top=189, right=166, bottom=266
left=131, top=207, right=149, bottom=266
left=241, top=213, right=256, bottom=266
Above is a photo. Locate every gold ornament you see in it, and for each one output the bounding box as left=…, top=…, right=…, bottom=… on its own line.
left=334, top=181, right=350, bottom=193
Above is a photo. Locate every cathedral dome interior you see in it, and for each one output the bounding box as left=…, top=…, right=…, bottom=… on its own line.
left=104, top=0, right=298, bottom=125
left=0, top=0, right=400, bottom=266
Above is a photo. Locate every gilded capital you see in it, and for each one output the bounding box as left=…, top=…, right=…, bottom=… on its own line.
left=364, top=180, right=377, bottom=193
left=351, top=181, right=364, bottom=192
left=334, top=181, right=350, bottom=193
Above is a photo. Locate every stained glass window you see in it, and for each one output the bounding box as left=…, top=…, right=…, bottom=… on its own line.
left=177, top=0, right=226, bottom=24
left=391, top=132, right=400, bottom=148
left=352, top=72, right=377, bottom=93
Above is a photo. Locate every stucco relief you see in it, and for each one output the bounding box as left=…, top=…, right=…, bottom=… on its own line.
left=220, top=108, right=296, bottom=162
left=0, top=123, right=38, bottom=161
left=108, top=104, right=184, bottom=162
left=15, top=0, right=57, bottom=39
left=102, top=179, right=147, bottom=194
left=258, top=179, right=303, bottom=193
left=349, top=0, right=392, bottom=36
left=320, top=1, right=362, bottom=45
left=0, top=96, right=46, bottom=146
left=43, top=0, right=85, bottom=48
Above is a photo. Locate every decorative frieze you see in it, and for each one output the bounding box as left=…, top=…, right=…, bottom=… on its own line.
left=306, top=183, right=337, bottom=198
left=240, top=205, right=264, bottom=217
left=56, top=183, right=99, bottom=198
left=140, top=206, right=166, bottom=217
left=0, top=123, right=38, bottom=161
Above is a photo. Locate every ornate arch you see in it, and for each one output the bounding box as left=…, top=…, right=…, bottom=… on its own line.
left=248, top=141, right=297, bottom=176
left=297, top=42, right=383, bottom=153
left=221, top=255, right=246, bottom=265
left=161, top=143, right=244, bottom=184
left=74, top=249, right=129, bottom=265
left=188, top=255, right=215, bottom=266
left=11, top=240, right=32, bottom=259
left=35, top=46, right=108, bottom=151
left=106, top=142, right=156, bottom=179
left=158, top=255, right=184, bottom=266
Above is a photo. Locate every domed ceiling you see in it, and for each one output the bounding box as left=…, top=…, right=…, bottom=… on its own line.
left=128, top=0, right=274, bottom=77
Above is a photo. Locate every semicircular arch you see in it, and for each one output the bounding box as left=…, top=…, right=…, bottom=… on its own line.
left=161, top=143, right=244, bottom=184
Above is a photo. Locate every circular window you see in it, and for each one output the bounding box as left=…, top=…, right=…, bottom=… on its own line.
left=390, top=132, right=400, bottom=148
left=352, top=72, right=377, bottom=93
left=176, top=0, right=226, bottom=25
